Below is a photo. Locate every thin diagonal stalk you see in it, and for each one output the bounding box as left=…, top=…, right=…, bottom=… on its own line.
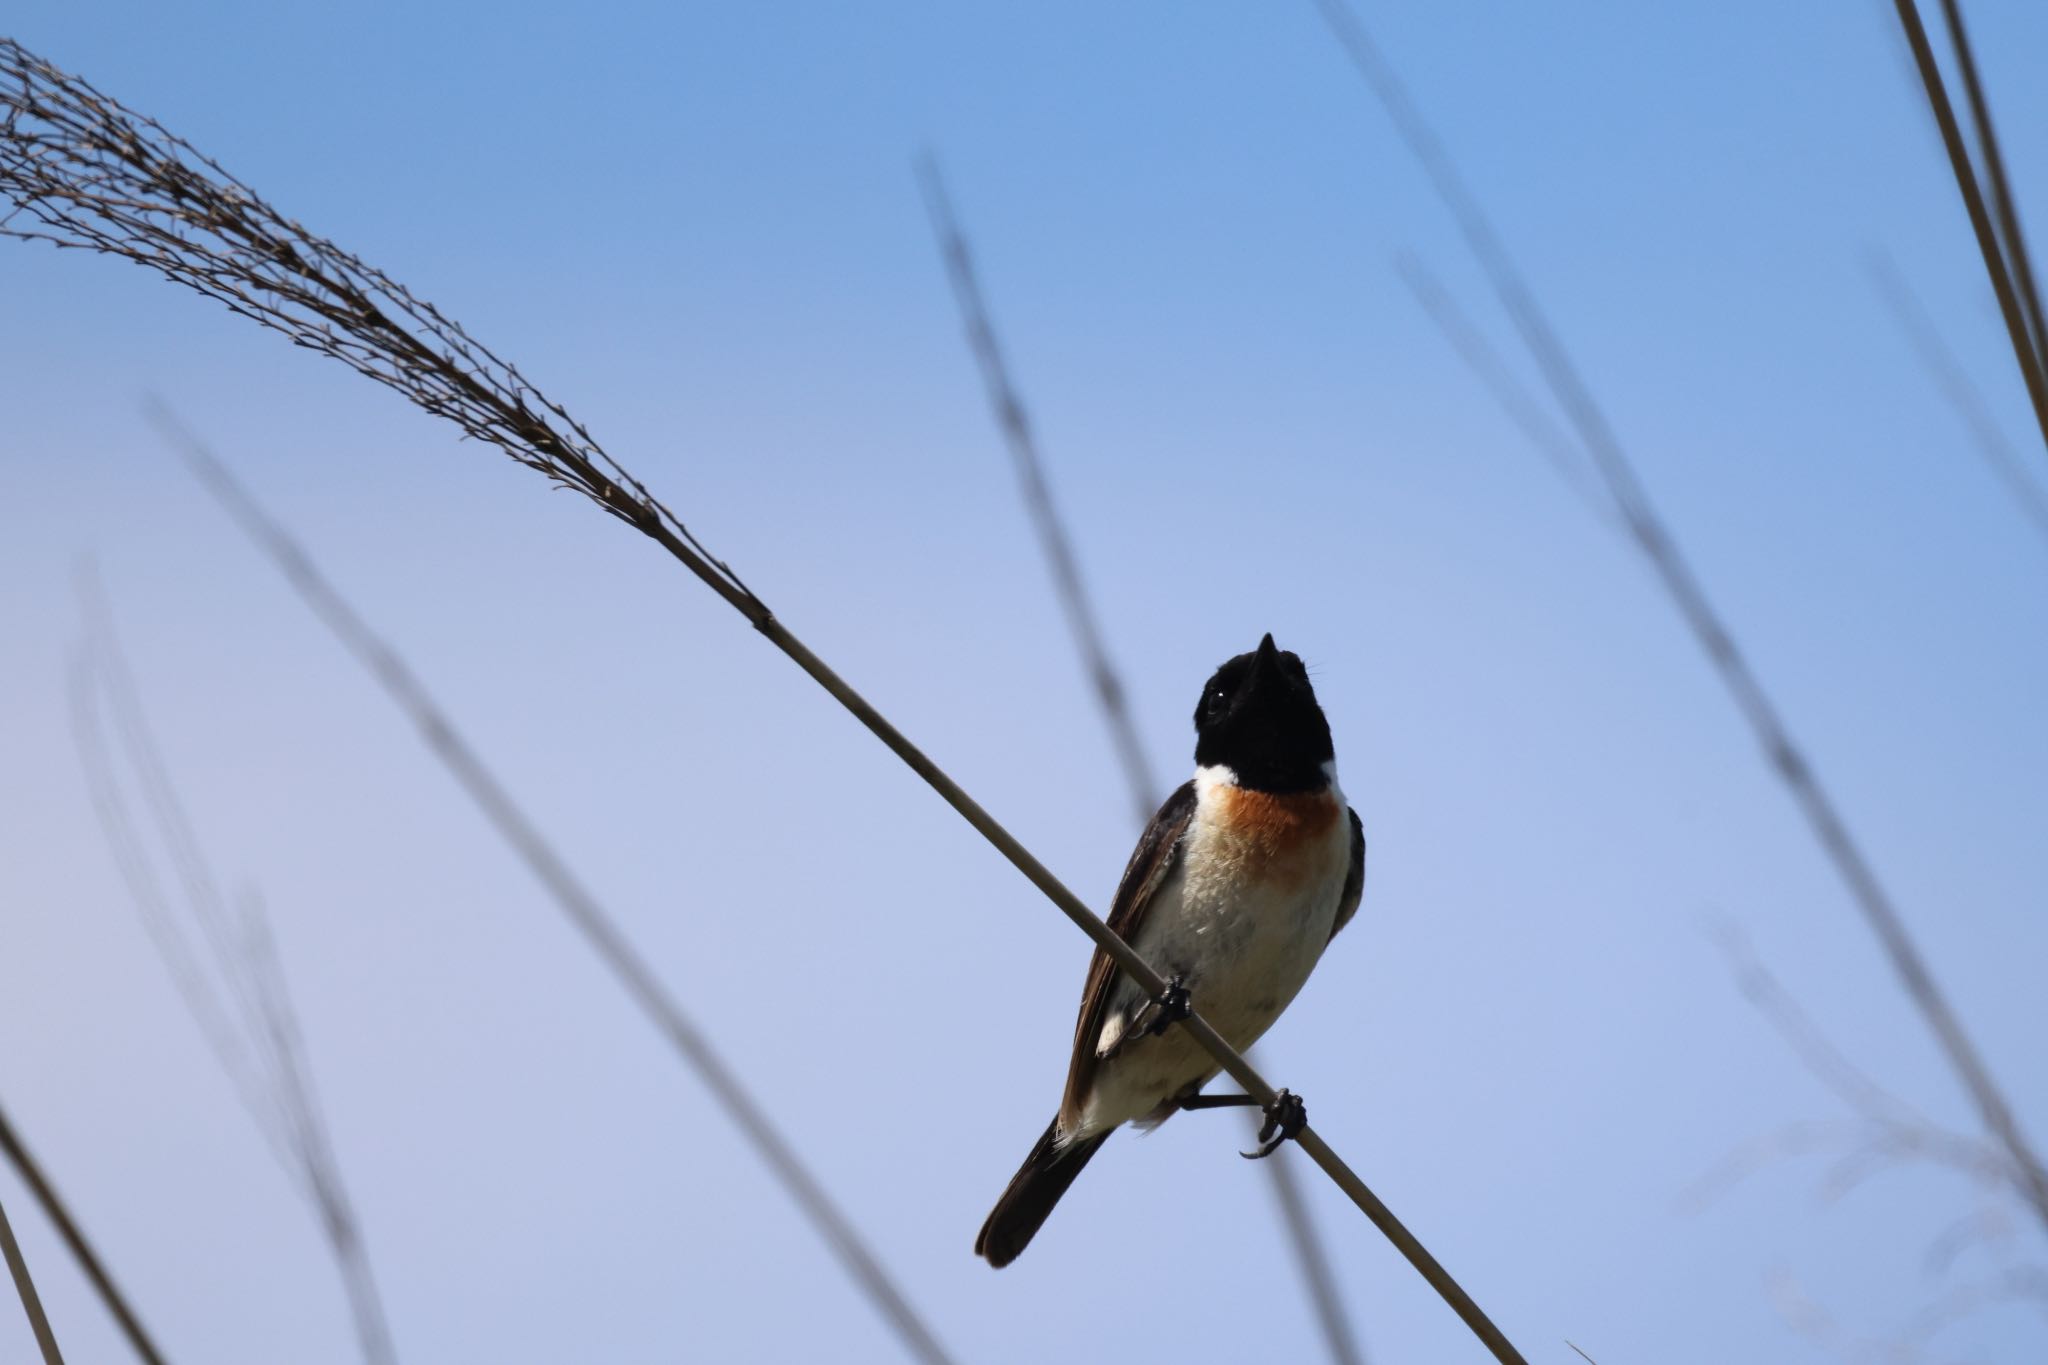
left=154, top=413, right=958, bottom=1365
left=68, top=651, right=279, bottom=1157
left=1317, top=0, right=2048, bottom=1235
left=1886, top=0, right=2048, bottom=456
left=1393, top=253, right=1617, bottom=529
left=71, top=596, right=311, bottom=1185
left=73, top=585, right=399, bottom=1365
left=918, top=160, right=1365, bottom=1365
left=1715, top=928, right=1930, bottom=1134
left=1865, top=249, right=2048, bottom=545
left=1937, top=0, right=2048, bottom=370
left=0, top=1194, right=64, bottom=1364
left=1902, top=1264, right=2048, bottom=1344
left=240, top=892, right=395, bottom=1365
left=0, top=45, right=1524, bottom=1362
left=915, top=154, right=1161, bottom=830
left=1265, top=1150, right=1369, bottom=1365
left=73, top=592, right=284, bottom=1134
left=1701, top=928, right=2021, bottom=1209
left=0, top=1102, right=168, bottom=1365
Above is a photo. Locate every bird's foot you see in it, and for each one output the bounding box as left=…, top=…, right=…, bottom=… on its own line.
left=1145, top=976, right=1192, bottom=1036
left=1240, top=1090, right=1307, bottom=1160
left=1177, top=1086, right=1308, bottom=1156
left=1122, top=975, right=1192, bottom=1042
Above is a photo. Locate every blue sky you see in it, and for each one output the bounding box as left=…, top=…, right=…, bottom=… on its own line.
left=4, top=2, right=2047, bottom=1361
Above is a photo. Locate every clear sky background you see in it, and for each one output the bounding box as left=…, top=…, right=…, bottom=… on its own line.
left=4, top=3, right=2046, bottom=1362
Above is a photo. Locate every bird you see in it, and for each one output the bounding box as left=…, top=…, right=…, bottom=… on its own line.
left=976, top=633, right=1364, bottom=1268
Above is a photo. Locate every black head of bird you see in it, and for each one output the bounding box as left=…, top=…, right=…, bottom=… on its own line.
left=1192, top=633, right=1333, bottom=794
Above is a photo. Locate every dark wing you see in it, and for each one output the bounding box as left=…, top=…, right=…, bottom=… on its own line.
left=1329, top=807, right=1365, bottom=943
left=1057, top=779, right=1197, bottom=1126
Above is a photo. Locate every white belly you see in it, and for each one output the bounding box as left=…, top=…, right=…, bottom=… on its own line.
left=1077, top=775, right=1350, bottom=1135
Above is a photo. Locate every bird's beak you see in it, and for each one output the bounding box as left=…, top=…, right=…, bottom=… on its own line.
left=1246, top=632, right=1282, bottom=692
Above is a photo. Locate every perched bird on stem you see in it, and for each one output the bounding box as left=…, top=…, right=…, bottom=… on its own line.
left=978, top=634, right=1365, bottom=1267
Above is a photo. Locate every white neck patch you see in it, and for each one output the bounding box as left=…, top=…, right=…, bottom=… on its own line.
left=1194, top=760, right=1342, bottom=800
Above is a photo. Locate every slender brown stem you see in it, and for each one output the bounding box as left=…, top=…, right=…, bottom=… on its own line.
left=0, top=1194, right=64, bottom=1364
left=0, top=1102, right=167, bottom=1365
left=1937, top=0, right=2048, bottom=369
left=1887, top=0, right=2048, bottom=456
left=0, top=45, right=1524, bottom=1362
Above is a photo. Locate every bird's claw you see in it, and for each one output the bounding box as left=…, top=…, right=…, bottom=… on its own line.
left=1145, top=976, right=1192, bottom=1037
left=1240, top=1090, right=1307, bottom=1159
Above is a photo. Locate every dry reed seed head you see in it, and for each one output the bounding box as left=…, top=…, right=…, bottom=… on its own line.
left=0, top=38, right=752, bottom=606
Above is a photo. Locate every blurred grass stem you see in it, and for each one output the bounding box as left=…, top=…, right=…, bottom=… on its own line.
left=917, top=155, right=1367, bottom=1365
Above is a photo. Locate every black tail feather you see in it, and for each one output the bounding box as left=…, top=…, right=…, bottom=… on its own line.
left=975, top=1119, right=1109, bottom=1268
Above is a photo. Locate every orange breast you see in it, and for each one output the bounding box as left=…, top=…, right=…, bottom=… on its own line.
left=1210, top=786, right=1343, bottom=887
